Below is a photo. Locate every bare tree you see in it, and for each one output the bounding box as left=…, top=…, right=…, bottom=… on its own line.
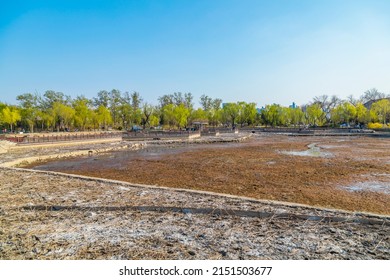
left=312, top=94, right=341, bottom=121
left=360, top=88, right=385, bottom=104
left=142, top=103, right=154, bottom=129
left=158, top=94, right=174, bottom=108
left=200, top=94, right=212, bottom=111
left=184, top=92, right=193, bottom=110
left=131, top=91, right=142, bottom=112
left=173, top=92, right=184, bottom=106
left=347, top=94, right=358, bottom=105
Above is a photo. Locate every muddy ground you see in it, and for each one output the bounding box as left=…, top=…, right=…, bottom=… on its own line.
left=30, top=134, right=390, bottom=215
left=1, top=133, right=389, bottom=259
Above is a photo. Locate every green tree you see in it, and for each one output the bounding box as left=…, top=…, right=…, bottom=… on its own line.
left=20, top=107, right=38, bottom=132
left=371, top=99, right=390, bottom=125
left=285, top=107, right=304, bottom=127
left=109, top=89, right=122, bottom=127
left=261, top=104, right=283, bottom=127
left=173, top=103, right=190, bottom=129
left=236, top=102, right=246, bottom=127
left=96, top=105, right=112, bottom=130
left=149, top=106, right=161, bottom=128
left=0, top=102, right=6, bottom=128
left=208, top=98, right=223, bottom=127
left=17, top=93, right=39, bottom=108
left=191, top=108, right=207, bottom=122
left=243, top=102, right=257, bottom=126
left=42, top=90, right=70, bottom=109
left=119, top=91, right=143, bottom=126
left=149, top=115, right=160, bottom=128
left=118, top=103, right=132, bottom=130
left=90, top=110, right=99, bottom=130
left=130, top=92, right=143, bottom=126
left=37, top=110, right=55, bottom=131
left=330, top=102, right=356, bottom=126
left=305, top=103, right=326, bottom=126
left=162, top=103, right=176, bottom=128
left=189, top=108, right=208, bottom=128
left=73, top=96, right=93, bottom=130
left=17, top=93, right=40, bottom=132
left=223, top=103, right=240, bottom=127
left=53, top=102, right=75, bottom=131
left=355, top=102, right=369, bottom=125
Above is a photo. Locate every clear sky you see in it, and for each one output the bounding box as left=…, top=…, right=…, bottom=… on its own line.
left=1, top=0, right=390, bottom=107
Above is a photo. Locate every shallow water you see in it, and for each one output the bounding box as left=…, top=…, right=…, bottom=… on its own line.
left=281, top=143, right=332, bottom=158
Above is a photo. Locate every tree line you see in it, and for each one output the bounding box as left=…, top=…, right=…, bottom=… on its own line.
left=261, top=89, right=390, bottom=128
left=0, top=88, right=389, bottom=133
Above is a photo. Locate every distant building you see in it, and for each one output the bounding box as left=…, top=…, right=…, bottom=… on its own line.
left=257, top=107, right=265, bottom=113
left=289, top=102, right=297, bottom=109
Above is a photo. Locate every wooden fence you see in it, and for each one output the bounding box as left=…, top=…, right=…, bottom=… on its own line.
left=0, top=132, right=122, bottom=144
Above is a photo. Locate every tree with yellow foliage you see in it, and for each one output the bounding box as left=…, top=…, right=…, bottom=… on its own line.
left=1, top=106, right=21, bottom=131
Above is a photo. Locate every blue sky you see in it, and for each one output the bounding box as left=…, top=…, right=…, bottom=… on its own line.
left=1, top=0, right=390, bottom=107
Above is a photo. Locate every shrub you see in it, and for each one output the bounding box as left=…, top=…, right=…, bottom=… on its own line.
left=367, top=122, right=384, bottom=129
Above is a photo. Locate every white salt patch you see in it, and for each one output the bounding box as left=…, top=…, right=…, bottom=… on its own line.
left=281, top=143, right=332, bottom=158
left=343, top=182, right=390, bottom=194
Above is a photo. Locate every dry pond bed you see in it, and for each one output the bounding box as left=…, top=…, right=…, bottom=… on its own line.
left=1, top=134, right=389, bottom=259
